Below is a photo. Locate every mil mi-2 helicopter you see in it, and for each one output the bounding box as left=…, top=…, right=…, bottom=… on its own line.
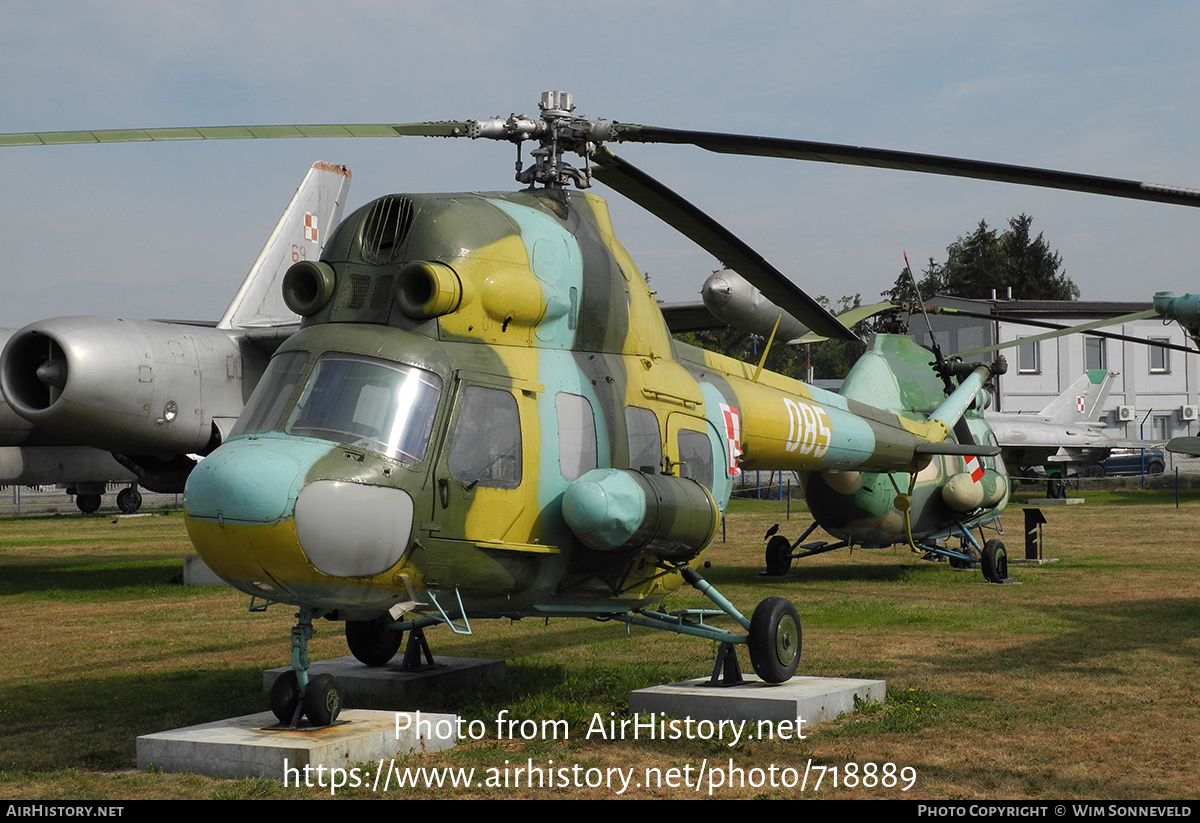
left=6, top=92, right=1196, bottom=727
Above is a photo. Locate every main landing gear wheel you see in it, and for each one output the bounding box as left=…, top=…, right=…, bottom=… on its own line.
left=270, top=670, right=301, bottom=724
left=346, top=616, right=404, bottom=666
left=764, top=535, right=793, bottom=576
left=748, top=596, right=802, bottom=683
left=982, top=540, right=1008, bottom=584
left=303, top=673, right=343, bottom=726
left=116, top=487, right=142, bottom=514
left=949, top=544, right=979, bottom=570
left=75, top=493, right=101, bottom=514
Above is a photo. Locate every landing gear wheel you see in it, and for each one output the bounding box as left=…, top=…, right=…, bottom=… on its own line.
left=270, top=670, right=300, bottom=724
left=949, top=544, right=980, bottom=570
left=116, top=488, right=142, bottom=514
left=748, top=596, right=802, bottom=683
left=76, top=494, right=101, bottom=514
left=1046, top=477, right=1066, bottom=499
left=982, top=540, right=1008, bottom=584
left=303, top=673, right=343, bottom=726
left=764, top=535, right=793, bottom=576
left=346, top=616, right=404, bottom=666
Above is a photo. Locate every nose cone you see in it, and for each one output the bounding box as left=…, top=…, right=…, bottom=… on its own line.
left=184, top=435, right=417, bottom=610
left=184, top=436, right=322, bottom=525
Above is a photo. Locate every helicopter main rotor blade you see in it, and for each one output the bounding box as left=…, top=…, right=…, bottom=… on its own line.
left=0, top=122, right=473, bottom=147
left=590, top=146, right=856, bottom=343
left=954, top=308, right=1159, bottom=359
left=612, top=125, right=1200, bottom=208
left=930, top=305, right=1195, bottom=356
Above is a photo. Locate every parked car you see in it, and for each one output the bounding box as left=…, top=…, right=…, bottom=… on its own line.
left=1087, top=448, right=1166, bottom=477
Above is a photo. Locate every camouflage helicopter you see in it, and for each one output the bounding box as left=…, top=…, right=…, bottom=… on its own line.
left=6, top=92, right=1196, bottom=727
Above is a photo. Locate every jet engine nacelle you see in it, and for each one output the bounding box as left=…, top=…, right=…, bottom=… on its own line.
left=702, top=270, right=812, bottom=342
left=0, top=316, right=245, bottom=454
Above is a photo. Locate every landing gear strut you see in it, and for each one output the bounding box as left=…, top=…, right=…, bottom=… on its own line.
left=615, top=567, right=802, bottom=684
left=271, top=607, right=344, bottom=728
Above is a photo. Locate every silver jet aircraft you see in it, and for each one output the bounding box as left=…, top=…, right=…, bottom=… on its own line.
left=0, top=162, right=352, bottom=512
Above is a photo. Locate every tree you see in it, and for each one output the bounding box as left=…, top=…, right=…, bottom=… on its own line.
left=883, top=214, right=1080, bottom=303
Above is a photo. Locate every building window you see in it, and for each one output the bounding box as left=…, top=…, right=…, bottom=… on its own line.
left=1149, top=339, right=1170, bottom=373
left=1085, top=337, right=1106, bottom=371
left=1017, top=338, right=1040, bottom=374
left=1151, top=415, right=1170, bottom=441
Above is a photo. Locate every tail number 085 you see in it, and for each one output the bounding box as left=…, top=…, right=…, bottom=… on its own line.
left=783, top=398, right=831, bottom=458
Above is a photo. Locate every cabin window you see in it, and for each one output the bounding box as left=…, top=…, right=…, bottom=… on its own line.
left=231, top=351, right=309, bottom=436
left=448, top=387, right=522, bottom=489
left=555, top=393, right=597, bottom=479
left=1149, top=339, right=1170, bottom=373
left=677, top=429, right=714, bottom=490
left=285, top=355, right=441, bottom=464
left=625, top=406, right=662, bottom=473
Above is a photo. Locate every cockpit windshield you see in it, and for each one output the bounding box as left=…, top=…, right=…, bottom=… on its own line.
left=285, top=355, right=442, bottom=463
left=233, top=351, right=442, bottom=464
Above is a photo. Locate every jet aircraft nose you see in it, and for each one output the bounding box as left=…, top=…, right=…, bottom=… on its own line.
left=184, top=434, right=417, bottom=611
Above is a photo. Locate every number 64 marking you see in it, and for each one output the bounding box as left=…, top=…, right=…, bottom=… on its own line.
left=784, top=398, right=831, bottom=458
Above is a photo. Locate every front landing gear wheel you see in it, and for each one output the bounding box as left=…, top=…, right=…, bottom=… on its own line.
left=270, top=670, right=300, bottom=724
left=982, top=540, right=1008, bottom=584
left=76, top=494, right=101, bottom=514
left=748, top=596, right=801, bottom=683
left=303, top=673, right=343, bottom=726
left=346, top=616, right=404, bottom=666
left=764, top=535, right=793, bottom=576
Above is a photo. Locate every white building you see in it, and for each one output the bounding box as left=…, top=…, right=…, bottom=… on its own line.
left=915, top=297, right=1198, bottom=443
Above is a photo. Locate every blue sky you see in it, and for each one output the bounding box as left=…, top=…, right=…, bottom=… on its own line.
left=1, top=1, right=1195, bottom=328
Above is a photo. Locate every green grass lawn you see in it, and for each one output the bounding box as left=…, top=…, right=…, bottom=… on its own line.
left=0, top=499, right=1196, bottom=799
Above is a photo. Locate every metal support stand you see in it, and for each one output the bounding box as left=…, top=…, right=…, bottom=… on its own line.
left=707, top=642, right=745, bottom=686
left=399, top=625, right=438, bottom=671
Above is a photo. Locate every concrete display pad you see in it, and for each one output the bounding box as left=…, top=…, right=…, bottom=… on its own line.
left=263, top=655, right=505, bottom=702
left=629, top=676, right=885, bottom=726
left=137, top=709, right=457, bottom=779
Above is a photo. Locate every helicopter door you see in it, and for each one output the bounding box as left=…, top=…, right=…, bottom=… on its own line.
left=428, top=378, right=537, bottom=547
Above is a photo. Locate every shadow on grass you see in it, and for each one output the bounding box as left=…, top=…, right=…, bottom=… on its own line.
left=0, top=558, right=187, bottom=597
left=704, top=559, right=951, bottom=585
left=1, top=668, right=266, bottom=772
left=922, top=596, right=1199, bottom=674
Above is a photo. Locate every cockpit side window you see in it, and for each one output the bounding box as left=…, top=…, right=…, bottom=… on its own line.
left=230, top=351, right=309, bottom=437
left=448, top=386, right=522, bottom=489
left=284, top=355, right=442, bottom=464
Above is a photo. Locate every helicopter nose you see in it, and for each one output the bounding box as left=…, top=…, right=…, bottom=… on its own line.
left=185, top=436, right=416, bottom=592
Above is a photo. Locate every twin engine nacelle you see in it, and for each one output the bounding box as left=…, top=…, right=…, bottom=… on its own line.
left=0, top=316, right=245, bottom=454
